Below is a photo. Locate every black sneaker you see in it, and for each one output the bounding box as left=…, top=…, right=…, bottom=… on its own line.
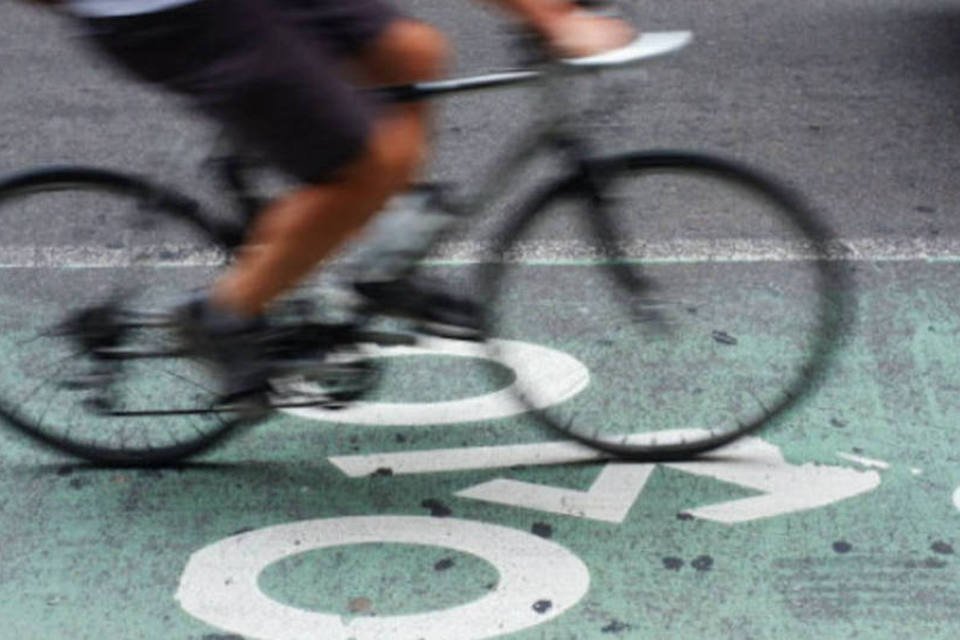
left=172, top=295, right=379, bottom=412
left=353, top=275, right=485, bottom=340
left=171, top=296, right=275, bottom=408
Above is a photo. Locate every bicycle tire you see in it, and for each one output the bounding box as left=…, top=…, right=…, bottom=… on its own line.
left=0, top=166, right=251, bottom=466
left=480, top=150, right=852, bottom=460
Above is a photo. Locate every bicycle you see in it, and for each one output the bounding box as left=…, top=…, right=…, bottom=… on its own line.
left=0, top=29, right=852, bottom=466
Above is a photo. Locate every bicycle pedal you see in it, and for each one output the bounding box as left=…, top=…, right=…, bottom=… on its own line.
left=262, top=391, right=353, bottom=411
left=82, top=396, right=115, bottom=415
left=269, top=370, right=373, bottom=399
left=415, top=319, right=485, bottom=341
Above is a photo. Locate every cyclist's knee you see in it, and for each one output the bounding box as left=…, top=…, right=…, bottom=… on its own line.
left=394, top=21, right=449, bottom=81
left=360, top=124, right=425, bottom=190
left=361, top=20, right=450, bottom=85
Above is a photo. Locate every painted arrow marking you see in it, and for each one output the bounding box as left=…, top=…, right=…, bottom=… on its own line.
left=330, top=433, right=882, bottom=525
left=664, top=438, right=881, bottom=524
left=457, top=464, right=656, bottom=523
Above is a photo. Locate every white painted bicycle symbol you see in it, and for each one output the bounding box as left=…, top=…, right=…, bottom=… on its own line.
left=177, top=338, right=883, bottom=640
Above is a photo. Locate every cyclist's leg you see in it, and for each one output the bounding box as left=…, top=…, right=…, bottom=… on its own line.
left=77, top=0, right=447, bottom=397
left=211, top=13, right=449, bottom=315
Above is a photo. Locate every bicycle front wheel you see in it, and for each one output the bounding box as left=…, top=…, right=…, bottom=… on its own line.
left=482, top=150, right=852, bottom=460
left=0, top=166, right=248, bottom=466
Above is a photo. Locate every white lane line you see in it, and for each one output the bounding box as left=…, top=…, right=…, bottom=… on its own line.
left=329, top=440, right=613, bottom=477
left=4, top=237, right=960, bottom=268
left=328, top=430, right=781, bottom=477
left=0, top=245, right=227, bottom=268
left=836, top=452, right=891, bottom=470
left=428, top=237, right=960, bottom=264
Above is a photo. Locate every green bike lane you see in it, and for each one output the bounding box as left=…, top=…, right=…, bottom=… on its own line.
left=0, top=259, right=958, bottom=639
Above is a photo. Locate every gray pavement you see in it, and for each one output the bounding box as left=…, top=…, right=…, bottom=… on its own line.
left=6, top=0, right=960, bottom=242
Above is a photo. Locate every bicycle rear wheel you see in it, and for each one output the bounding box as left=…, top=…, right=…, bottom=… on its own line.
left=482, top=150, right=852, bottom=460
left=0, top=166, right=249, bottom=466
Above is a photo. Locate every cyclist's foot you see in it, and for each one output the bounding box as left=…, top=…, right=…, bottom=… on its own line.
left=353, top=275, right=484, bottom=340
left=171, top=295, right=274, bottom=409
left=173, top=294, right=377, bottom=411
left=543, top=10, right=637, bottom=59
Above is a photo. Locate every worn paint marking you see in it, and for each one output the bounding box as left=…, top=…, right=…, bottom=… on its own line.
left=331, top=435, right=882, bottom=524
left=283, top=337, right=589, bottom=425
left=176, top=516, right=590, bottom=640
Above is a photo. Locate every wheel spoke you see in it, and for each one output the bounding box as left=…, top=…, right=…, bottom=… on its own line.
left=0, top=170, right=247, bottom=465
left=483, top=151, right=851, bottom=460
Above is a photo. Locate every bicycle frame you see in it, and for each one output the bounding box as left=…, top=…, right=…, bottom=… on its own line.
left=0, top=29, right=853, bottom=464
left=68, top=33, right=695, bottom=411
left=213, top=32, right=694, bottom=247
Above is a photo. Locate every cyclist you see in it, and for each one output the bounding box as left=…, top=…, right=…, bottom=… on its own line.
left=25, top=0, right=636, bottom=403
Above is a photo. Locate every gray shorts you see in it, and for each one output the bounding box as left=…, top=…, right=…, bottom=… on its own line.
left=82, top=0, right=404, bottom=182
